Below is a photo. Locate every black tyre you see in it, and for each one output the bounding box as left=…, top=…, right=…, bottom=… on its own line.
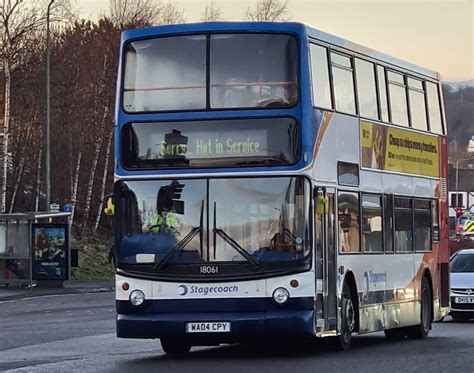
left=451, top=312, right=473, bottom=322
left=407, top=276, right=432, bottom=339
left=331, top=281, right=356, bottom=351
left=161, top=338, right=191, bottom=356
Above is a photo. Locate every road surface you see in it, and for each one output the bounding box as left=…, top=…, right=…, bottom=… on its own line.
left=0, top=292, right=473, bottom=372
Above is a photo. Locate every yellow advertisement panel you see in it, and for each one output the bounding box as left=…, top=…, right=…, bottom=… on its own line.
left=360, top=121, right=439, bottom=178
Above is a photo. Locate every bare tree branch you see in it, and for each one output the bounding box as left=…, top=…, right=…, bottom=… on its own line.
left=108, top=0, right=162, bottom=29
left=244, top=0, right=289, bottom=22
left=0, top=0, right=72, bottom=212
left=201, top=0, right=223, bottom=22
left=157, top=1, right=185, bottom=25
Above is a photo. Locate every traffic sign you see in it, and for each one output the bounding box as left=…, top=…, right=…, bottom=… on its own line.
left=50, top=203, right=60, bottom=212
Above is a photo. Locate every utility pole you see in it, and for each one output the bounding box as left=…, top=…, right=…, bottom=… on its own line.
left=46, top=0, right=55, bottom=211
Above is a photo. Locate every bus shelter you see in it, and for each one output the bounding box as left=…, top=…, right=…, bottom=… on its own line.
left=0, top=212, right=71, bottom=287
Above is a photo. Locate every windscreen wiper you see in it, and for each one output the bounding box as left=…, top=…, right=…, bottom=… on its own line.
left=153, top=227, right=201, bottom=270
left=154, top=200, right=204, bottom=270
left=213, top=202, right=260, bottom=268
left=283, top=228, right=297, bottom=242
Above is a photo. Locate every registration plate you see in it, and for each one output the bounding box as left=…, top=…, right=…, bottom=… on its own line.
left=455, top=297, right=474, bottom=304
left=186, top=322, right=231, bottom=333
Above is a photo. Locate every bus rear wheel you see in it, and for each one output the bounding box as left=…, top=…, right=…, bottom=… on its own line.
left=407, top=276, right=432, bottom=339
left=160, top=338, right=191, bottom=356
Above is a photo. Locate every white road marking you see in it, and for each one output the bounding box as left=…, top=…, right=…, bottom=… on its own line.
left=0, top=291, right=113, bottom=304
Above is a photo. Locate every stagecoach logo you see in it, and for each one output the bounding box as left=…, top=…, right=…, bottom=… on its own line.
left=178, top=285, right=189, bottom=296
left=178, top=284, right=239, bottom=296
left=467, top=289, right=473, bottom=295
left=363, top=271, right=387, bottom=303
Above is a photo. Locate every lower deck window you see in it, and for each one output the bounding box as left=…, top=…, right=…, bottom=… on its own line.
left=362, top=194, right=383, bottom=252
left=338, top=191, right=360, bottom=253
left=394, top=197, right=413, bottom=252
left=414, top=199, right=431, bottom=251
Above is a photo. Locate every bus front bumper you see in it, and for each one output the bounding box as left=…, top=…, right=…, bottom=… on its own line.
left=117, top=310, right=315, bottom=340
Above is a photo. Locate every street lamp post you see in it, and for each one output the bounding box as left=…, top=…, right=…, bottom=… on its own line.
left=455, top=157, right=473, bottom=208
left=46, top=0, right=55, bottom=212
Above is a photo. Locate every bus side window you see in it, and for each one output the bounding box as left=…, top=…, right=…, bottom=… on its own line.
left=377, top=65, right=389, bottom=122
left=414, top=199, right=431, bottom=252
left=426, top=82, right=444, bottom=135
left=408, top=77, right=428, bottom=131
left=388, top=71, right=409, bottom=127
left=384, top=195, right=394, bottom=253
left=361, top=194, right=383, bottom=252
left=394, top=197, right=413, bottom=252
left=355, top=58, right=378, bottom=120
left=310, top=44, right=332, bottom=110
left=338, top=191, right=360, bottom=253
left=331, top=52, right=356, bottom=115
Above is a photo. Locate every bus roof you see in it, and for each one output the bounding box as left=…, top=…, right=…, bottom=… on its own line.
left=121, top=21, right=441, bottom=81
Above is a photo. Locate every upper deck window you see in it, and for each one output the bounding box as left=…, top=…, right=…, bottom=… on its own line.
left=355, top=58, right=378, bottom=120
left=310, top=44, right=332, bottom=109
left=210, top=34, right=298, bottom=108
left=122, top=33, right=298, bottom=112
left=408, top=77, right=427, bottom=131
left=377, top=66, right=389, bottom=122
left=388, top=71, right=409, bottom=127
left=330, top=52, right=356, bottom=115
left=426, top=82, right=444, bottom=134
left=124, top=35, right=206, bottom=112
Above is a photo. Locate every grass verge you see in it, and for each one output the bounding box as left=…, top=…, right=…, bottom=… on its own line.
left=71, top=233, right=115, bottom=280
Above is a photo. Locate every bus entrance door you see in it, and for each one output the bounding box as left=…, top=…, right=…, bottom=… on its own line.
left=315, top=187, right=337, bottom=333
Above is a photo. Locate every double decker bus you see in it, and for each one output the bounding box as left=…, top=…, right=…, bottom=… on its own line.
left=111, top=22, right=450, bottom=355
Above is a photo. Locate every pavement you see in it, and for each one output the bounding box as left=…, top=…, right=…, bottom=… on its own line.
left=0, top=280, right=114, bottom=301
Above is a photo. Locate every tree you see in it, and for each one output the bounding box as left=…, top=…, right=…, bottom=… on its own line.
left=158, top=1, right=185, bottom=25
left=244, top=0, right=289, bottom=21
left=201, top=1, right=223, bottom=22
left=0, top=0, right=70, bottom=212
left=109, top=0, right=185, bottom=29
left=108, top=0, right=162, bottom=29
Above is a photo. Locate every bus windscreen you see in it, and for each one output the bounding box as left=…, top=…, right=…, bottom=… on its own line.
left=117, top=176, right=311, bottom=274
left=121, top=118, right=299, bottom=169
left=123, top=33, right=298, bottom=112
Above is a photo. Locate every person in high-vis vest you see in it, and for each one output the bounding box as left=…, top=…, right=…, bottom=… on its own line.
left=142, top=211, right=182, bottom=233
left=141, top=181, right=184, bottom=234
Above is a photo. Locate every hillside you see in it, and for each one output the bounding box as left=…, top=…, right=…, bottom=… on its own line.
left=443, top=84, right=474, bottom=152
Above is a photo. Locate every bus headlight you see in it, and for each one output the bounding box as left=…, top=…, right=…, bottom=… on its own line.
left=130, top=290, right=145, bottom=306
left=273, top=287, right=290, bottom=304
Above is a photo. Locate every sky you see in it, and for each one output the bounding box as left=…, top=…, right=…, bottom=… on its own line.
left=74, top=0, right=473, bottom=81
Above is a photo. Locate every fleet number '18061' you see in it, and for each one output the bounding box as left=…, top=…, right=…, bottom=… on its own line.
left=200, top=265, right=219, bottom=274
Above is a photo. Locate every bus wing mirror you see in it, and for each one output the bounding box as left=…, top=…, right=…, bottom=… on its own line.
left=315, top=195, right=328, bottom=215
left=104, top=195, right=115, bottom=216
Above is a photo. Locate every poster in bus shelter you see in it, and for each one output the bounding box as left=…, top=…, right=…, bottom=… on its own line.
left=360, top=120, right=440, bottom=178
left=32, top=224, right=68, bottom=281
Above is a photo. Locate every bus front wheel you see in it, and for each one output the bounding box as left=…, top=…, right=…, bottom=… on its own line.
left=332, top=282, right=356, bottom=351
left=160, top=338, right=191, bottom=356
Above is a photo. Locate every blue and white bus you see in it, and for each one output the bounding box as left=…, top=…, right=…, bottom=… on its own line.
left=111, top=22, right=450, bottom=355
